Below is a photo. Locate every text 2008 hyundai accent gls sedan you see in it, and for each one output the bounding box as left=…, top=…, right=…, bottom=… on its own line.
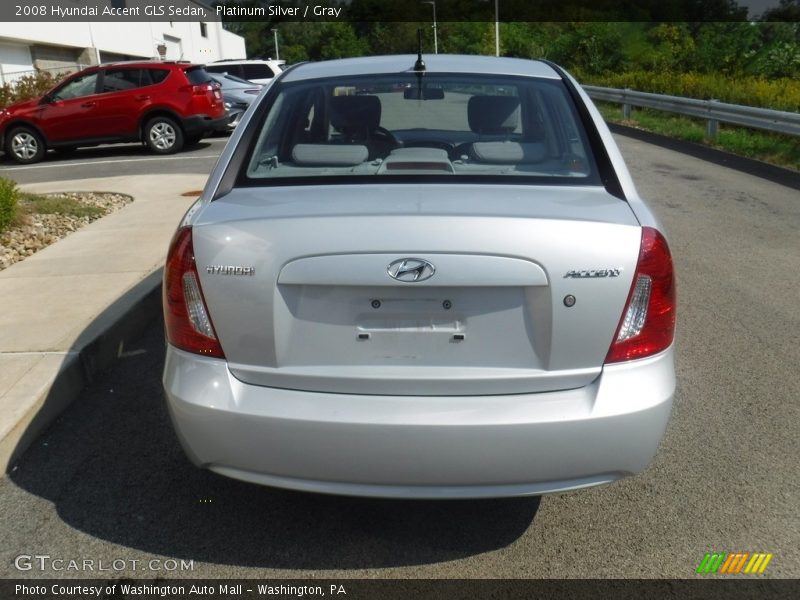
left=162, top=55, right=676, bottom=499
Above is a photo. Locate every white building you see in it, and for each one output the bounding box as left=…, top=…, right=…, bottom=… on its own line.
left=0, top=1, right=246, bottom=84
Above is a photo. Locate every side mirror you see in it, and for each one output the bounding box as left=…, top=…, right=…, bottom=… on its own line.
left=41, top=95, right=63, bottom=107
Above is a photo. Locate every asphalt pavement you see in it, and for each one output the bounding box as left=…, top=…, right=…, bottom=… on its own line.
left=0, top=135, right=798, bottom=579
left=0, top=137, right=228, bottom=184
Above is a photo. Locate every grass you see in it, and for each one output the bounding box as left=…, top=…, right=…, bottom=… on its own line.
left=596, top=102, right=800, bottom=172
left=13, top=192, right=104, bottom=226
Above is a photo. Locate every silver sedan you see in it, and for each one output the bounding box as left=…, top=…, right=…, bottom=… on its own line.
left=162, top=55, right=677, bottom=498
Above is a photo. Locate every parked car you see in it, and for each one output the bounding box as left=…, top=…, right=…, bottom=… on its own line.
left=205, top=59, right=284, bottom=85
left=208, top=73, right=261, bottom=131
left=163, top=55, right=677, bottom=499
left=0, top=61, right=228, bottom=164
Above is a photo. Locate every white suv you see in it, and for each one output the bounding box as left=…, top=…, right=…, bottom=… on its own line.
left=205, top=59, right=284, bottom=85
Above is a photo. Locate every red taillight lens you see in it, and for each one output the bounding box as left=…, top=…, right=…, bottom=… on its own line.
left=606, top=227, right=676, bottom=363
left=190, top=83, right=214, bottom=95
left=163, top=226, right=225, bottom=358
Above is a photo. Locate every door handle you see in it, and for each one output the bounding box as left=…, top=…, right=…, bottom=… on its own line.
left=134, top=95, right=150, bottom=101
left=80, top=101, right=96, bottom=108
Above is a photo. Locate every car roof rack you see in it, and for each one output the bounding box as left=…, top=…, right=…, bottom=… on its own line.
left=99, top=59, right=194, bottom=66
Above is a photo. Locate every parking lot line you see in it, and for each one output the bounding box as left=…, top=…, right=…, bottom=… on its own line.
left=3, top=154, right=220, bottom=171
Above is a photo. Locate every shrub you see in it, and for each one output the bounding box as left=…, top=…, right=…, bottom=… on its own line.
left=0, top=70, right=69, bottom=109
left=0, top=177, right=19, bottom=233
left=577, top=70, right=800, bottom=112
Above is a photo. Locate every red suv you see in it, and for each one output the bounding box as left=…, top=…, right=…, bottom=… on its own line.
left=0, top=61, right=228, bottom=164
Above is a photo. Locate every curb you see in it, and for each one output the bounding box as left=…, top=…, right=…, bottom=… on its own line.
left=609, top=123, right=800, bottom=192
left=1, top=270, right=163, bottom=474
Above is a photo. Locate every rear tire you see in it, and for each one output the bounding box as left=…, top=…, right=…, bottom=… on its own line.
left=144, top=116, right=183, bottom=154
left=5, top=126, right=46, bottom=164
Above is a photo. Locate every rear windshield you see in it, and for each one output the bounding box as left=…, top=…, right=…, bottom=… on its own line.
left=212, top=73, right=258, bottom=87
left=242, top=73, right=599, bottom=184
left=206, top=64, right=241, bottom=77
left=184, top=67, right=213, bottom=85
left=241, top=64, right=276, bottom=80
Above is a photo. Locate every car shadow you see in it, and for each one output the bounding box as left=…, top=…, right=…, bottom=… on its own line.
left=8, top=285, right=539, bottom=570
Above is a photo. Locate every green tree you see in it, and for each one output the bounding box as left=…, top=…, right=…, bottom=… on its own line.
left=761, top=0, right=800, bottom=21
left=318, top=22, right=370, bottom=60
left=644, top=23, right=696, bottom=71
left=691, top=22, right=760, bottom=74
left=364, top=22, right=422, bottom=55
left=437, top=22, right=486, bottom=55
left=549, top=22, right=624, bottom=75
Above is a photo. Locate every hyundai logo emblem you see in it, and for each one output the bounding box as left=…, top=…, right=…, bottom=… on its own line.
left=387, top=258, right=435, bottom=282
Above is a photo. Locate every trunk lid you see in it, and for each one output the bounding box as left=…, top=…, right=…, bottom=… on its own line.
left=193, top=184, right=641, bottom=395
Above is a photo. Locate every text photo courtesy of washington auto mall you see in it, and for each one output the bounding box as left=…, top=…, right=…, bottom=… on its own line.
left=0, top=1, right=799, bottom=599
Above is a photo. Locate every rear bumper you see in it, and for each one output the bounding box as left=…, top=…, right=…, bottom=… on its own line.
left=163, top=346, right=675, bottom=499
left=182, top=113, right=230, bottom=137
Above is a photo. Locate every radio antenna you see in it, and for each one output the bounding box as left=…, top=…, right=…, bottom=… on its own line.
left=413, top=28, right=426, bottom=72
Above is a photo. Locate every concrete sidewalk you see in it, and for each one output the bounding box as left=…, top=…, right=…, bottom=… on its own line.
left=0, top=174, right=206, bottom=472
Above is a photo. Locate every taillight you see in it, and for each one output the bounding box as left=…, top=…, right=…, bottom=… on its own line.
left=190, top=83, right=214, bottom=95
left=606, top=227, right=676, bottom=363
left=163, top=226, right=225, bottom=358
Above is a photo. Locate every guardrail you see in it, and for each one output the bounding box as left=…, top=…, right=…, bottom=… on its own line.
left=582, top=85, right=800, bottom=141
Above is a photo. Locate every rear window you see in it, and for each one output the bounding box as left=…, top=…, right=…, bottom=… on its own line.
left=184, top=67, right=213, bottom=85
left=101, top=68, right=169, bottom=92
left=214, top=73, right=257, bottom=87
left=242, top=73, right=599, bottom=185
left=206, top=64, right=243, bottom=78
left=241, top=64, right=275, bottom=80
left=149, top=69, right=169, bottom=84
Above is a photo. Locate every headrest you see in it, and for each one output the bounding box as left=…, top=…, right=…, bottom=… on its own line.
left=292, top=144, right=368, bottom=166
left=330, top=95, right=381, bottom=134
left=469, top=141, right=546, bottom=164
left=467, top=96, right=520, bottom=135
